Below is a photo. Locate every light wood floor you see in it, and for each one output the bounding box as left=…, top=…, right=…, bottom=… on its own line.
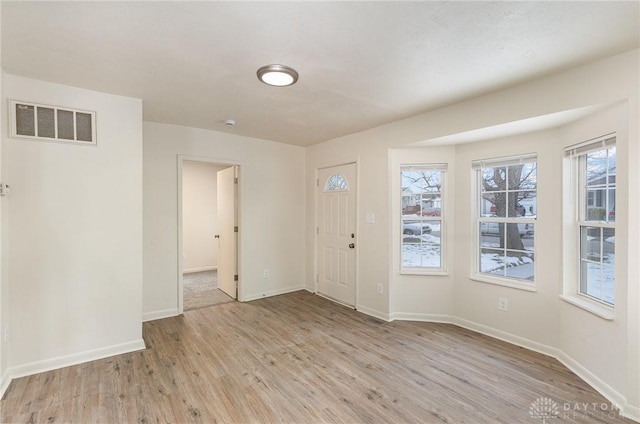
left=1, top=291, right=633, bottom=423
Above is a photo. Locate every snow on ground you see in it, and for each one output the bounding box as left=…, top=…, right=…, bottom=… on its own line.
left=402, top=234, right=441, bottom=268
left=480, top=251, right=534, bottom=281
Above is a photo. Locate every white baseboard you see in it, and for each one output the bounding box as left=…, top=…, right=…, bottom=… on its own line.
left=555, top=350, right=629, bottom=418
left=0, top=369, right=11, bottom=399
left=183, top=266, right=217, bottom=274
left=391, top=312, right=453, bottom=323
left=622, top=404, right=640, bottom=422
left=6, top=339, right=146, bottom=386
left=452, top=317, right=559, bottom=358
left=143, top=308, right=180, bottom=322
left=356, top=304, right=390, bottom=322
left=242, top=285, right=306, bottom=302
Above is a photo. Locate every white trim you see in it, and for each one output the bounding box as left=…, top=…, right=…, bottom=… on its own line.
left=622, top=404, right=640, bottom=422
left=391, top=312, right=453, bottom=323
left=7, top=339, right=145, bottom=382
left=559, top=294, right=615, bottom=320
left=470, top=275, right=537, bottom=292
left=143, top=308, right=180, bottom=322
left=0, top=369, right=11, bottom=399
left=242, top=285, right=307, bottom=303
left=471, top=152, right=537, bottom=169
left=564, top=133, right=616, bottom=157
left=183, top=266, right=217, bottom=274
left=555, top=350, right=628, bottom=416
left=452, top=316, right=558, bottom=358
left=356, top=304, right=390, bottom=322
left=177, top=155, right=243, bottom=312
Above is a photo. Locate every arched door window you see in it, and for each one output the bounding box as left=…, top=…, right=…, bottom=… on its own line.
left=324, top=174, right=348, bottom=191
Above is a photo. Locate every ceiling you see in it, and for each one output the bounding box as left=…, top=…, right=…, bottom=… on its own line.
left=2, top=1, right=638, bottom=147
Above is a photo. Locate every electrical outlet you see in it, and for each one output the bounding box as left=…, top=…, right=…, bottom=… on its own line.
left=377, top=283, right=383, bottom=294
left=498, top=297, right=508, bottom=312
left=3, top=325, right=8, bottom=342
left=263, top=269, right=269, bottom=278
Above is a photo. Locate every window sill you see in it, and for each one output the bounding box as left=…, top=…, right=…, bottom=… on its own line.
left=559, top=295, right=615, bottom=320
left=471, top=274, right=537, bottom=292
left=400, top=269, right=449, bottom=277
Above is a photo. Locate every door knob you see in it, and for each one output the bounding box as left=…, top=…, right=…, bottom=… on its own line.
left=349, top=243, right=355, bottom=249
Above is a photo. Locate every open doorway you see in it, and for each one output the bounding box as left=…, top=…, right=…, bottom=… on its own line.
left=178, top=158, right=239, bottom=312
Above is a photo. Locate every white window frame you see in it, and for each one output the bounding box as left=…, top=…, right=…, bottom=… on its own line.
left=400, top=164, right=447, bottom=275
left=472, top=154, right=537, bottom=291
left=561, top=134, right=616, bottom=317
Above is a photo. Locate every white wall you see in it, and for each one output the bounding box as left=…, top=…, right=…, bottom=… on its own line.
left=182, top=161, right=228, bottom=273
left=305, top=49, right=639, bottom=418
left=143, top=122, right=306, bottom=320
left=2, top=75, right=145, bottom=378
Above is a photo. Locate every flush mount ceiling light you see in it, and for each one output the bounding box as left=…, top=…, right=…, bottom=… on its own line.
left=257, top=64, right=299, bottom=87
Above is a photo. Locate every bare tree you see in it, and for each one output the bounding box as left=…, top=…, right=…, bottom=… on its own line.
left=481, top=164, right=536, bottom=252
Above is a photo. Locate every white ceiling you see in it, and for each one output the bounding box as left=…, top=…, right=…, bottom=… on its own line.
left=2, top=1, right=638, bottom=147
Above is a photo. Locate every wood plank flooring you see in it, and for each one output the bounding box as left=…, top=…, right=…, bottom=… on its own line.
left=1, top=291, right=634, bottom=423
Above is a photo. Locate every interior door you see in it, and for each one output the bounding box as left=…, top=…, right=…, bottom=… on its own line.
left=217, top=166, right=237, bottom=299
left=317, top=163, right=357, bottom=306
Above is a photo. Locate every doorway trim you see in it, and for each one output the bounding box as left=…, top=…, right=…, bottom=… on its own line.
left=314, top=158, right=360, bottom=309
left=177, top=155, right=242, bottom=314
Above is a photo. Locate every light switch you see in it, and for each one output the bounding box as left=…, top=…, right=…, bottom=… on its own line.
left=365, top=212, right=375, bottom=224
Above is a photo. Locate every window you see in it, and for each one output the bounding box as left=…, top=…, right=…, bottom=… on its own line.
left=324, top=174, right=348, bottom=191
left=400, top=164, right=446, bottom=273
left=472, top=154, right=537, bottom=287
left=566, top=135, right=616, bottom=306
left=10, top=100, right=96, bottom=145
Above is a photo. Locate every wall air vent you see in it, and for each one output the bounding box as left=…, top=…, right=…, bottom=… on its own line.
left=10, top=100, right=96, bottom=145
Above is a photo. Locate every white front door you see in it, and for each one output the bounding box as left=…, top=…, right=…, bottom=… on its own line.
left=317, top=163, right=357, bottom=306
left=217, top=166, right=238, bottom=299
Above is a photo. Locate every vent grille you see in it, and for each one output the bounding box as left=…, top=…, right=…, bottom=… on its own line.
left=10, top=100, right=96, bottom=145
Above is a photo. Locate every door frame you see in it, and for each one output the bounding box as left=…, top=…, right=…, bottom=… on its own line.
left=177, top=155, right=241, bottom=314
left=314, top=159, right=360, bottom=309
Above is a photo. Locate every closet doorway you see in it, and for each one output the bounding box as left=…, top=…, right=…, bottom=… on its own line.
left=178, top=158, right=239, bottom=312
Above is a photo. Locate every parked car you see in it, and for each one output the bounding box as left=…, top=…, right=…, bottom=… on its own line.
left=403, top=222, right=432, bottom=235
left=480, top=222, right=534, bottom=237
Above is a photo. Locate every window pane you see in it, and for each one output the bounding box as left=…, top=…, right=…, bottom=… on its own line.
left=480, top=248, right=504, bottom=276
left=521, top=223, right=534, bottom=246
left=580, top=226, right=601, bottom=261
left=15, top=104, right=35, bottom=136
left=603, top=229, right=615, bottom=261
left=505, top=251, right=534, bottom=281
left=585, top=188, right=607, bottom=221
left=37, top=107, right=55, bottom=138
left=481, top=167, right=506, bottom=192
left=511, top=191, right=536, bottom=217
left=580, top=261, right=614, bottom=305
left=517, top=163, right=537, bottom=190
left=480, top=222, right=502, bottom=248
left=402, top=220, right=435, bottom=236
left=481, top=192, right=506, bottom=217
left=607, top=188, right=615, bottom=222
left=504, top=223, right=526, bottom=250
left=402, top=238, right=441, bottom=268
left=586, top=150, right=609, bottom=185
